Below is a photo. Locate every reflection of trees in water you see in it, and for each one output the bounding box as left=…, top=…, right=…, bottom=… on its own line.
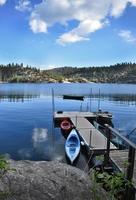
left=108, top=94, right=136, bottom=105
left=91, top=94, right=136, bottom=105
left=0, top=94, right=39, bottom=102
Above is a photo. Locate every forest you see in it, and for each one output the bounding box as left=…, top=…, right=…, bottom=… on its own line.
left=0, top=62, right=136, bottom=83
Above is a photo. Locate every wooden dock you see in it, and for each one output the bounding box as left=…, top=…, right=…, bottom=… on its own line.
left=54, top=111, right=116, bottom=151
left=54, top=111, right=112, bottom=119
left=54, top=111, right=136, bottom=198
left=70, top=116, right=116, bottom=150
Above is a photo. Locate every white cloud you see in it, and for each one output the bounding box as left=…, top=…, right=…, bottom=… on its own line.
left=130, top=0, right=136, bottom=6
left=29, top=18, right=47, bottom=33
left=28, top=0, right=136, bottom=45
left=0, top=0, right=7, bottom=6
left=110, top=0, right=128, bottom=17
left=57, top=34, right=89, bottom=46
left=57, top=19, right=104, bottom=45
left=119, top=30, right=136, bottom=43
left=15, top=0, right=31, bottom=12
left=111, top=0, right=136, bottom=17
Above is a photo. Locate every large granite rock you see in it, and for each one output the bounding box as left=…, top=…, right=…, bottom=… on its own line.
left=0, top=160, right=109, bottom=200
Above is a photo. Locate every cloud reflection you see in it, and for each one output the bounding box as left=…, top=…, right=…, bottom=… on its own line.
left=32, top=128, right=48, bottom=147
left=17, top=128, right=65, bottom=161
left=32, top=128, right=52, bottom=160
left=18, top=148, right=33, bottom=159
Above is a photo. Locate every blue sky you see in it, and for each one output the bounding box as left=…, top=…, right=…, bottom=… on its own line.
left=0, top=0, right=136, bottom=69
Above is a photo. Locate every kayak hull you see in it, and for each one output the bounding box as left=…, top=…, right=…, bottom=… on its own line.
left=65, top=129, right=81, bottom=164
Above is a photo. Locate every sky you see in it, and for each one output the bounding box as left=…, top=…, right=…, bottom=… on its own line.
left=0, top=0, right=136, bottom=69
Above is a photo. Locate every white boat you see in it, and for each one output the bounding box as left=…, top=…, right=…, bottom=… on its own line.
left=65, top=129, right=81, bottom=164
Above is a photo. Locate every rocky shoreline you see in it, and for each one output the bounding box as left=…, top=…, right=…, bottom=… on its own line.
left=0, top=159, right=110, bottom=200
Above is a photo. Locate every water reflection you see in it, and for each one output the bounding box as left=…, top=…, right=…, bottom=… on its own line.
left=107, top=94, right=136, bottom=105
left=32, top=128, right=53, bottom=160
left=32, top=128, right=48, bottom=145
left=18, top=148, right=34, bottom=160
left=32, top=128, right=52, bottom=160
left=92, top=94, right=136, bottom=105
left=18, top=128, right=53, bottom=161
left=0, top=94, right=39, bottom=102
left=0, top=83, right=136, bottom=161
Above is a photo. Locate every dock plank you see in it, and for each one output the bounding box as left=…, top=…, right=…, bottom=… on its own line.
left=70, top=117, right=116, bottom=150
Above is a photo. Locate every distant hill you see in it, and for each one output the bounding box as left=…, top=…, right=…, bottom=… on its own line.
left=0, top=63, right=57, bottom=83
left=0, top=62, right=136, bottom=83
left=47, top=63, right=136, bottom=83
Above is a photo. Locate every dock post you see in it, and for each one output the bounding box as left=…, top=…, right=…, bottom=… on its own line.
left=51, top=88, right=55, bottom=157
left=98, top=88, right=101, bottom=111
left=105, top=124, right=111, bottom=165
left=80, top=103, right=82, bottom=111
left=52, top=88, right=55, bottom=116
left=89, top=130, right=92, bottom=147
left=90, top=88, right=92, bottom=112
left=125, top=146, right=135, bottom=200
left=126, top=146, right=135, bottom=181
left=86, top=102, right=89, bottom=112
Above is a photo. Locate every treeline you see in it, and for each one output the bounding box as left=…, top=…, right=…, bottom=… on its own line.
left=0, top=63, right=39, bottom=82
left=0, top=63, right=57, bottom=83
left=47, top=62, right=136, bottom=83
left=0, top=62, right=136, bottom=83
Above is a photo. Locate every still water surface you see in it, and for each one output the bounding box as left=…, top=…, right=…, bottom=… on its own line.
left=0, top=83, right=136, bottom=162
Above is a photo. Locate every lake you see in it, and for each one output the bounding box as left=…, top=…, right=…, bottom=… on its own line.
left=0, top=83, right=136, bottom=162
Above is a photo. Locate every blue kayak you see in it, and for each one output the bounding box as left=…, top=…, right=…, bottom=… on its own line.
left=65, top=129, right=81, bottom=164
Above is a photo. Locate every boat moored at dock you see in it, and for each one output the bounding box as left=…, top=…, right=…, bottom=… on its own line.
left=65, top=129, right=81, bottom=164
